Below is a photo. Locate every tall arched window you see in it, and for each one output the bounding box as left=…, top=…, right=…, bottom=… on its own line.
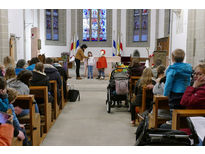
left=133, top=9, right=148, bottom=42
left=126, top=9, right=150, bottom=47
left=77, top=9, right=112, bottom=47
left=45, top=9, right=66, bottom=46
left=83, top=9, right=107, bottom=41
left=46, top=9, right=59, bottom=41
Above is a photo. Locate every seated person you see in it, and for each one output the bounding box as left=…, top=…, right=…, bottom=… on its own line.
left=151, top=59, right=162, bottom=79
left=15, top=59, right=26, bottom=75
left=0, top=77, right=9, bottom=112
left=7, top=70, right=39, bottom=116
left=0, top=64, right=5, bottom=77
left=128, top=58, right=145, bottom=94
left=7, top=88, right=30, bottom=146
left=153, top=65, right=166, bottom=95
left=53, top=62, right=68, bottom=99
left=30, top=62, right=54, bottom=104
left=180, top=63, right=205, bottom=109
left=5, top=66, right=16, bottom=83
left=26, top=57, right=40, bottom=71
left=0, top=123, right=14, bottom=146
left=44, top=58, right=62, bottom=106
left=128, top=58, right=145, bottom=77
left=130, top=68, right=156, bottom=125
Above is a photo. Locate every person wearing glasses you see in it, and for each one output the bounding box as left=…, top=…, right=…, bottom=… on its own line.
left=180, top=63, right=205, bottom=109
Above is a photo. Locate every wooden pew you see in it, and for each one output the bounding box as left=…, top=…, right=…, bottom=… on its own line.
left=7, top=109, right=23, bottom=146
left=135, top=86, right=154, bottom=123
left=60, top=76, right=66, bottom=110
left=172, top=109, right=205, bottom=130
left=13, top=95, right=41, bottom=146
left=129, top=76, right=140, bottom=101
left=11, top=137, right=23, bottom=146
left=49, top=80, right=60, bottom=119
left=29, top=86, right=52, bottom=134
left=148, top=95, right=170, bottom=128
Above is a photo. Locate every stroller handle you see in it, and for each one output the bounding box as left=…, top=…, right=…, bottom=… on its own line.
left=149, top=134, right=190, bottom=138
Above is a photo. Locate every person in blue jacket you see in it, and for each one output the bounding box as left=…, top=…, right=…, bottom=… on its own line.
left=163, top=49, right=192, bottom=118
left=0, top=77, right=9, bottom=112
left=26, top=57, right=40, bottom=71
left=15, top=59, right=26, bottom=75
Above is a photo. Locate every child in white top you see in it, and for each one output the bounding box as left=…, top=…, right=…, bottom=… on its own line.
left=87, top=51, right=95, bottom=79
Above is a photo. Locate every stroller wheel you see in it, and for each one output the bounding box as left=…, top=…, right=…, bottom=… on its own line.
left=107, top=101, right=111, bottom=113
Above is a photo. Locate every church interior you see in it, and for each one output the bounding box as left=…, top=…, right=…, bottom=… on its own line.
left=0, top=4, right=205, bottom=150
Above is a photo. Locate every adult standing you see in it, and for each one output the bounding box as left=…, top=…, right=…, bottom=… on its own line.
left=75, top=44, right=88, bottom=80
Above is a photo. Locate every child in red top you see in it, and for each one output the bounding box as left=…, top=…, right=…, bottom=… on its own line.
left=96, top=49, right=107, bottom=80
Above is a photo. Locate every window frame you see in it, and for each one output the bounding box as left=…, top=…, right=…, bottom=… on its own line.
left=77, top=9, right=112, bottom=47
left=45, top=9, right=66, bottom=46
left=126, top=9, right=151, bottom=47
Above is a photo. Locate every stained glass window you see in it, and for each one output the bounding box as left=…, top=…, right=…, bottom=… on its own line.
left=133, top=9, right=149, bottom=42
left=83, top=9, right=107, bottom=42
left=53, top=9, right=59, bottom=40
left=46, top=9, right=59, bottom=41
left=46, top=9, right=52, bottom=40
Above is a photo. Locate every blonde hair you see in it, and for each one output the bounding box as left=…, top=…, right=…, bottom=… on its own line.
left=195, top=63, right=205, bottom=74
left=5, top=66, right=16, bottom=80
left=3, top=56, right=15, bottom=68
left=172, top=49, right=185, bottom=63
left=139, top=67, right=153, bottom=87
left=7, top=87, right=18, bottom=103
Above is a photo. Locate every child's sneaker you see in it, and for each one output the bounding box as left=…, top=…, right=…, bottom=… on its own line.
left=100, top=76, right=104, bottom=80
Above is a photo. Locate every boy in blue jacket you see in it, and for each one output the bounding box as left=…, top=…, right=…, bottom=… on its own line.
left=164, top=49, right=192, bottom=121
left=0, top=77, right=9, bottom=112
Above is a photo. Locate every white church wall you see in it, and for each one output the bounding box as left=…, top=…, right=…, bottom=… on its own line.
left=170, top=9, right=188, bottom=62
left=8, top=9, right=24, bottom=61
left=121, top=9, right=157, bottom=58
left=158, top=9, right=165, bottom=39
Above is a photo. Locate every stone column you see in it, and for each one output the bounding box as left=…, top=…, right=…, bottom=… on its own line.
left=0, top=9, right=9, bottom=64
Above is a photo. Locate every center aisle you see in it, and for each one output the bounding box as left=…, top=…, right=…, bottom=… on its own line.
left=41, top=78, right=136, bottom=146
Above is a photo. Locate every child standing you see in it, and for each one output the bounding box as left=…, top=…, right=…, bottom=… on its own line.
left=163, top=49, right=192, bottom=124
left=87, top=51, right=95, bottom=79
left=96, top=49, right=107, bottom=80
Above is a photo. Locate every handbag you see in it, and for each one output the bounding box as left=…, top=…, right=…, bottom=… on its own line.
left=67, top=89, right=80, bottom=102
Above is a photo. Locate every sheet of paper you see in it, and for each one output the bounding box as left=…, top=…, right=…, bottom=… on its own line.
left=190, top=116, right=205, bottom=140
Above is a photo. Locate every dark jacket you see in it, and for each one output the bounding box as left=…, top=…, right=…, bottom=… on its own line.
left=53, top=64, right=68, bottom=98
left=30, top=70, right=51, bottom=92
left=180, top=84, right=205, bottom=109
left=44, top=64, right=61, bottom=105
left=44, top=64, right=61, bottom=89
left=128, top=64, right=145, bottom=77
left=134, top=79, right=156, bottom=110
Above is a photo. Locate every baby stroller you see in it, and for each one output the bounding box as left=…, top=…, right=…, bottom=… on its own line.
left=135, top=110, right=199, bottom=146
left=106, top=67, right=129, bottom=113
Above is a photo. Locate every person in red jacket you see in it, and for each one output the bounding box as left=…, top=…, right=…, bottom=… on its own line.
left=96, top=49, right=107, bottom=80
left=180, top=63, right=205, bottom=109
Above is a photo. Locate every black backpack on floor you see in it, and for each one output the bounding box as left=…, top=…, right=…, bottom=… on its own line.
left=67, top=89, right=80, bottom=102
